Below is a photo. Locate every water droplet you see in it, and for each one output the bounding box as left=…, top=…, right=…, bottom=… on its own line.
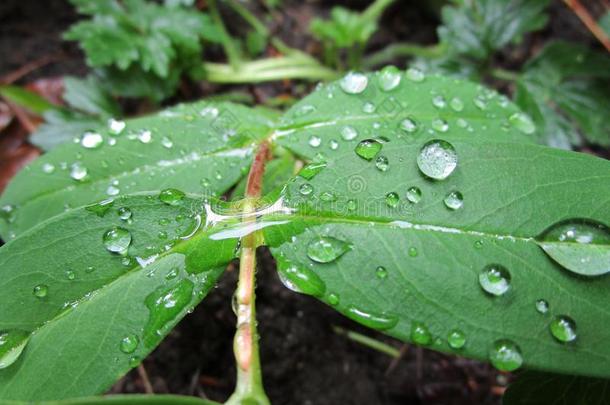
left=320, top=191, right=337, bottom=202
left=444, top=191, right=463, bottom=210
left=431, top=118, right=449, bottom=132
left=81, top=131, right=103, bottom=149
left=346, top=199, right=357, bottom=211
left=355, top=139, right=382, bottom=161
left=474, top=240, right=483, bottom=249
left=400, top=118, right=418, bottom=133
left=329, top=139, right=339, bottom=150
left=143, top=279, right=194, bottom=345
left=200, top=106, right=219, bottom=118
left=307, top=236, right=351, bottom=263
left=375, top=266, right=388, bottom=279
left=378, top=66, right=401, bottom=91
left=489, top=339, right=522, bottom=371
left=120, top=334, right=139, bottom=354
left=70, top=163, right=88, bottom=181
left=66, top=270, right=76, bottom=280
left=411, top=322, right=432, bottom=345
left=42, top=163, right=55, bottom=174
left=159, top=188, right=185, bottom=206
left=346, top=306, right=398, bottom=330
left=278, top=265, right=326, bottom=297
left=375, top=156, right=389, bottom=171
left=406, top=187, right=422, bottom=204
left=432, top=95, right=447, bottom=109
left=340, top=72, right=368, bottom=94
left=161, top=136, right=173, bottom=148
left=456, top=118, right=468, bottom=128
left=299, top=183, right=313, bottom=196
left=106, top=185, right=120, bottom=196
left=308, top=136, right=322, bottom=148
left=473, top=95, right=488, bottom=110
left=362, top=102, right=375, bottom=113
left=328, top=293, right=340, bottom=306
left=118, top=207, right=132, bottom=221
left=536, top=219, right=610, bottom=276
left=33, top=284, right=48, bottom=298
left=103, top=227, right=132, bottom=255
left=138, top=130, right=152, bottom=144
left=509, top=112, right=535, bottom=134
left=385, top=192, right=399, bottom=208
left=406, top=67, right=425, bottom=82
left=417, top=140, right=457, bottom=180
left=550, top=316, right=577, bottom=343
left=0, top=204, right=16, bottom=224
left=450, top=97, right=464, bottom=111
left=84, top=199, right=113, bottom=217
left=535, top=299, right=549, bottom=314
left=479, top=264, right=511, bottom=296
left=408, top=247, right=418, bottom=257
left=341, top=126, right=358, bottom=141
left=295, top=104, right=316, bottom=117
left=108, top=118, right=126, bottom=135
left=448, top=329, right=466, bottom=349
left=0, top=330, right=30, bottom=369
left=299, top=162, right=327, bottom=180
left=129, top=356, right=141, bottom=367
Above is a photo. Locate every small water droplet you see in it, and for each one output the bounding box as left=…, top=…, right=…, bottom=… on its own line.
left=320, top=191, right=337, bottom=202
left=550, top=316, right=577, bottom=343
left=341, top=126, right=358, bottom=141
left=103, top=227, right=132, bottom=255
left=66, top=270, right=76, bottom=280
left=408, top=247, right=418, bottom=257
left=346, top=306, right=398, bottom=330
left=329, top=139, right=339, bottom=150
left=473, top=95, right=488, bottom=110
left=355, top=139, right=382, bottom=161
left=479, top=264, right=511, bottom=296
left=328, top=293, right=340, bottom=306
left=299, top=162, right=327, bottom=180
left=474, top=240, right=483, bottom=249
left=346, top=199, right=357, bottom=211
left=378, top=66, right=401, bottom=91
left=33, top=284, right=48, bottom=298
left=406, top=67, right=425, bottom=82
left=161, top=136, right=174, bottom=148
left=108, top=119, right=126, bottom=135
left=81, top=131, right=103, bottom=149
left=509, top=112, right=535, bottom=134
left=200, top=106, right=219, bottom=118
left=299, top=183, right=313, bottom=196
left=489, top=339, right=522, bottom=371
left=385, top=192, right=399, bottom=208
left=120, top=334, right=139, bottom=354
left=447, top=329, right=466, bottom=349
left=118, top=207, right=132, bottom=221
left=400, top=118, right=418, bottom=133
left=137, top=130, right=152, bottom=144
left=129, top=356, right=141, bottom=367
left=450, top=97, right=464, bottom=111
left=444, top=191, right=463, bottom=210
left=362, top=102, right=375, bottom=113
left=406, top=187, right=422, bottom=204
left=375, top=266, right=388, bottom=279
left=70, top=163, right=88, bottom=181
left=431, top=118, right=449, bottom=132
left=375, top=156, right=389, bottom=171
left=295, top=104, right=316, bottom=117
left=307, top=236, right=351, bottom=263
left=411, top=322, right=432, bottom=345
left=42, top=163, right=55, bottom=174
left=535, top=299, right=549, bottom=314
left=417, top=140, right=457, bottom=180
left=159, top=188, right=185, bottom=206
left=0, top=204, right=16, bottom=224
left=432, top=95, right=447, bottom=109
left=340, top=72, right=368, bottom=94
left=106, top=185, right=120, bottom=196
left=0, top=330, right=30, bottom=369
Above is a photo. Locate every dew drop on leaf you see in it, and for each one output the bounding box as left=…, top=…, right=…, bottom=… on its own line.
left=450, top=97, right=464, bottom=111
left=550, top=316, right=577, bottom=343
left=479, top=264, right=511, bottom=296
left=375, top=266, right=388, bottom=279
left=340, top=72, right=368, bottom=94
left=417, top=140, right=457, bottom=180
left=346, top=306, right=398, bottom=330
left=118, top=207, right=132, bottom=221
left=355, top=139, right=382, bottom=161
left=143, top=279, right=194, bottom=346
left=406, top=67, right=425, bottom=82
left=108, top=118, right=126, bottom=135
left=489, top=339, right=522, bottom=371
left=432, top=95, right=447, bottom=109
left=400, top=118, right=418, bottom=133
left=346, top=199, right=357, bottom=211
left=378, top=66, right=401, bottom=91
left=341, top=126, right=358, bottom=141
left=408, top=247, right=418, bottom=257
left=66, top=270, right=76, bottom=280
left=161, top=136, right=174, bottom=149
left=137, top=130, right=152, bottom=144
left=328, top=293, right=340, bottom=306
left=308, top=136, right=322, bottom=148
left=103, top=227, right=132, bottom=255
left=411, top=322, right=432, bottom=345
left=444, top=191, right=463, bottom=210
left=0, top=330, right=30, bottom=369
left=299, top=183, right=313, bottom=196
left=42, top=163, right=55, bottom=174
left=508, top=112, right=536, bottom=134
left=329, top=139, right=339, bottom=150
left=362, top=102, right=375, bottom=113
left=406, top=187, right=422, bottom=204
left=159, top=188, right=186, bottom=206
left=431, top=118, right=449, bottom=132
left=299, top=162, right=327, bottom=180
left=535, top=299, right=549, bottom=314
left=0, top=204, right=16, bottom=224
left=447, top=329, right=466, bottom=349
left=129, top=356, right=141, bottom=367
left=536, top=219, right=610, bottom=276
left=320, top=191, right=337, bottom=202
left=375, top=156, right=389, bottom=171
left=278, top=266, right=326, bottom=297
left=385, top=192, right=399, bottom=208
left=70, top=162, right=88, bottom=181
left=80, top=131, right=103, bottom=149
left=120, top=334, right=139, bottom=354
left=33, top=284, right=48, bottom=298
left=306, top=236, right=351, bottom=263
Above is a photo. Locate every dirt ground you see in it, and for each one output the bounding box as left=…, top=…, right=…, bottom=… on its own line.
left=0, top=1, right=603, bottom=404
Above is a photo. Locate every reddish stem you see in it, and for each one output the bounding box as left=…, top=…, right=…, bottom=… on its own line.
left=564, top=0, right=610, bottom=52
left=245, top=140, right=271, bottom=198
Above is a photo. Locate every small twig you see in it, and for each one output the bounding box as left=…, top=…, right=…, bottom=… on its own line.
left=2, top=99, right=38, bottom=133
left=385, top=343, right=409, bottom=376
left=333, top=326, right=401, bottom=358
left=563, top=0, right=610, bottom=52
left=137, top=364, right=154, bottom=394
left=0, top=53, right=61, bottom=85
left=416, top=347, right=423, bottom=381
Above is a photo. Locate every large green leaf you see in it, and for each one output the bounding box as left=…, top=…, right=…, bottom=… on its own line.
left=515, top=41, right=610, bottom=148
left=6, top=394, right=221, bottom=405
left=262, top=72, right=610, bottom=378
left=0, top=101, right=275, bottom=240
left=0, top=193, right=237, bottom=400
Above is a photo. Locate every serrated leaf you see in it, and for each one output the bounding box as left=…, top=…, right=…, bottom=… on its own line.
left=262, top=72, right=610, bottom=378
left=503, top=371, right=610, bottom=405
left=63, top=76, right=121, bottom=117
left=0, top=193, right=237, bottom=400
left=30, top=110, right=105, bottom=152
left=0, top=101, right=275, bottom=240
left=515, top=41, right=610, bottom=147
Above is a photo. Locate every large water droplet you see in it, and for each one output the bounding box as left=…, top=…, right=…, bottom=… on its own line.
left=355, top=139, right=382, bottom=161
left=536, top=219, right=610, bottom=276
left=447, top=329, right=466, bottom=349
left=81, top=131, right=103, bottom=149
left=307, top=236, right=351, bottom=263
left=108, top=118, right=126, bottom=135
left=278, top=265, right=326, bottom=297
left=411, top=322, right=432, bottom=345
left=444, top=191, right=463, bottom=210
left=144, top=279, right=194, bottom=346
left=550, top=315, right=577, bottom=343
left=159, top=188, right=186, bottom=206
left=33, top=284, right=48, bottom=298
left=489, top=339, right=522, bottom=371
left=509, top=112, right=535, bottom=134
left=120, top=334, right=139, bottom=354
left=479, top=264, right=511, bottom=296
left=0, top=330, right=30, bottom=369
left=340, top=72, right=368, bottom=94
left=70, top=163, right=88, bottom=181
left=385, top=192, right=399, bottom=208
left=103, top=227, right=132, bottom=255
left=416, top=140, right=457, bottom=180
left=346, top=306, right=398, bottom=330
left=378, top=66, right=401, bottom=91
left=299, top=162, right=327, bottom=180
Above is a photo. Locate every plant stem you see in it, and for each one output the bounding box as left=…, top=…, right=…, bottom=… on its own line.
left=490, top=68, right=519, bottom=82
left=363, top=42, right=445, bottom=69
left=333, top=326, right=401, bottom=358
left=208, top=0, right=242, bottom=69
left=563, top=0, right=610, bottom=52
left=226, top=141, right=271, bottom=405
left=224, top=0, right=269, bottom=38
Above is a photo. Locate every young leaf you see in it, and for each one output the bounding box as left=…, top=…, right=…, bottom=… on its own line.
left=0, top=101, right=276, bottom=240
left=0, top=194, right=236, bottom=401
left=0, top=86, right=56, bottom=115
left=263, top=72, right=610, bottom=378
left=63, top=76, right=121, bottom=117
left=30, top=110, right=105, bottom=152
left=515, top=41, right=610, bottom=148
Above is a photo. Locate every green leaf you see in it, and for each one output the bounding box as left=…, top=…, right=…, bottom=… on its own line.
left=10, top=394, right=222, bottom=405
left=310, top=7, right=377, bottom=49
left=263, top=72, right=610, bottom=378
left=231, top=151, right=296, bottom=200
left=0, top=86, right=56, bottom=115
left=599, top=11, right=610, bottom=37
left=64, top=76, right=121, bottom=117
left=0, top=101, right=274, bottom=240
left=30, top=110, right=105, bottom=152
left=503, top=371, right=610, bottom=404
left=515, top=41, right=610, bottom=148
left=0, top=193, right=237, bottom=400
left=438, top=0, right=550, bottom=61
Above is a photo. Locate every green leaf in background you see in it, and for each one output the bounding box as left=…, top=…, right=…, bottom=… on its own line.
left=4, top=394, right=221, bottom=405
left=0, top=193, right=237, bottom=400
left=438, top=0, right=551, bottom=61
left=0, top=86, right=56, bottom=115
left=63, top=76, right=121, bottom=117
left=515, top=41, right=610, bottom=148
left=503, top=371, right=610, bottom=404
left=30, top=110, right=105, bottom=152
left=263, top=72, right=610, bottom=378
left=599, top=11, right=610, bottom=37
left=0, top=101, right=276, bottom=240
